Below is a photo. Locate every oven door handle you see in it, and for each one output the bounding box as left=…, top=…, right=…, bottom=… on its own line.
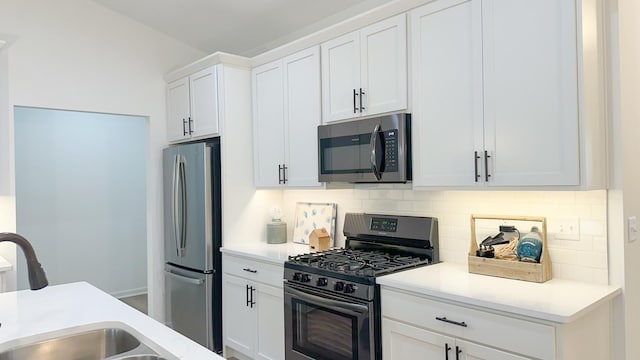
left=286, top=285, right=369, bottom=315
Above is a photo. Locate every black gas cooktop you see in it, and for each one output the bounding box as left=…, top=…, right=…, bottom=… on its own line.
left=287, top=248, right=432, bottom=278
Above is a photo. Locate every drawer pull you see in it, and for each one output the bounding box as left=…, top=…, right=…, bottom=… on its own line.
left=436, top=316, right=468, bottom=327
left=242, top=268, right=258, bottom=273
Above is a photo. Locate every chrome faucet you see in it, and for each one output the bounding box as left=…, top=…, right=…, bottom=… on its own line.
left=0, top=232, right=48, bottom=290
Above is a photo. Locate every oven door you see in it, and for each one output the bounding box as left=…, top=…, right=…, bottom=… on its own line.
left=284, top=282, right=375, bottom=360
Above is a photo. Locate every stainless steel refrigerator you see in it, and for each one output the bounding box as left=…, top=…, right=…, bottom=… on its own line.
left=163, top=139, right=222, bottom=353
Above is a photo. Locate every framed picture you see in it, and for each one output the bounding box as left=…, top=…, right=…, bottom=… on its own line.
left=292, top=202, right=337, bottom=245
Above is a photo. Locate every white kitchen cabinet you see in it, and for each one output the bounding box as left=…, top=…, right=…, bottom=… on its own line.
left=321, top=14, right=407, bottom=123
left=381, top=283, right=614, bottom=360
left=252, top=46, right=321, bottom=188
left=411, top=0, right=602, bottom=188
left=383, top=318, right=528, bottom=360
left=222, top=253, right=284, bottom=360
left=166, top=65, right=219, bottom=143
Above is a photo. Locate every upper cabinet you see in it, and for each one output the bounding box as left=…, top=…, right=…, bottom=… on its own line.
left=411, top=0, right=606, bottom=188
left=252, top=46, right=322, bottom=188
left=321, top=14, right=407, bottom=123
left=167, top=66, right=220, bottom=143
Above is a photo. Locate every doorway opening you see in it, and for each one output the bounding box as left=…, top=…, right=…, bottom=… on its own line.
left=14, top=106, right=148, bottom=300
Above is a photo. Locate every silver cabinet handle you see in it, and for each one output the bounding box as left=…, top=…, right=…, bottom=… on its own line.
left=359, top=88, right=365, bottom=111
left=178, top=156, right=187, bottom=256
left=172, top=155, right=181, bottom=257
left=165, top=270, right=204, bottom=286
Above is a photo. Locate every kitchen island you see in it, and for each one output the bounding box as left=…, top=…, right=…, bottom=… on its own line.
left=0, top=282, right=220, bottom=360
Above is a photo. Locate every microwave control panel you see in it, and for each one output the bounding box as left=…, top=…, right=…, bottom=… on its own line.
left=383, top=129, right=399, bottom=172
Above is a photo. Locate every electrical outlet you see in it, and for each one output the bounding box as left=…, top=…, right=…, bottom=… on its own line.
left=548, top=217, right=580, bottom=241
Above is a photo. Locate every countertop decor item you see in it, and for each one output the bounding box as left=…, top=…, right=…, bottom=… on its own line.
left=267, top=207, right=287, bottom=244
left=292, top=202, right=337, bottom=245
left=517, top=226, right=544, bottom=263
left=309, top=228, right=331, bottom=251
left=469, top=214, right=551, bottom=283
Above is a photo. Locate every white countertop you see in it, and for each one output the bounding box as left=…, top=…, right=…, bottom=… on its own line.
left=0, top=282, right=221, bottom=360
left=0, top=255, right=11, bottom=272
left=377, top=262, right=621, bottom=323
left=221, top=242, right=311, bottom=264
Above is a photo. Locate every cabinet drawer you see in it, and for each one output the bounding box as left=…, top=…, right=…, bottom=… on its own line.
left=381, top=288, right=555, bottom=359
left=223, top=254, right=284, bottom=288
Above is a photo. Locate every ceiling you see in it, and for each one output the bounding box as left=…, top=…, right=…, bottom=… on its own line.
left=92, top=0, right=392, bottom=57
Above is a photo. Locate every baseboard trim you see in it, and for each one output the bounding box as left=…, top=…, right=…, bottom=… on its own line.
left=112, top=286, right=147, bottom=299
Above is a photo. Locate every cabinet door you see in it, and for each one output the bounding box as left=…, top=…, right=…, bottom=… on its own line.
left=460, top=339, right=531, bottom=360
left=382, top=318, right=454, bottom=359
left=360, top=14, right=407, bottom=117
left=283, top=46, right=322, bottom=187
left=410, top=0, right=484, bottom=187
left=189, top=66, right=220, bottom=138
left=166, top=77, right=190, bottom=143
left=321, top=31, right=361, bottom=123
left=223, top=275, right=256, bottom=357
left=482, top=0, right=579, bottom=186
left=255, top=283, right=285, bottom=360
left=252, top=60, right=285, bottom=187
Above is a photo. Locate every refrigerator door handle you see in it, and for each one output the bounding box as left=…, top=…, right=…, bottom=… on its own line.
left=172, top=155, right=181, bottom=257
left=165, top=269, right=205, bottom=285
left=178, top=155, right=188, bottom=257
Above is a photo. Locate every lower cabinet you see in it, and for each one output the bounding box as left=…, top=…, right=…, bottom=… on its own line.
left=383, top=318, right=528, bottom=360
left=381, top=287, right=613, bottom=360
left=222, top=254, right=284, bottom=360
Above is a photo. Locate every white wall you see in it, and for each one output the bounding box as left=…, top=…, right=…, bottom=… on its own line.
left=0, top=0, right=205, bottom=319
left=14, top=107, right=147, bottom=296
left=282, top=189, right=609, bottom=284
left=615, top=0, right=640, bottom=358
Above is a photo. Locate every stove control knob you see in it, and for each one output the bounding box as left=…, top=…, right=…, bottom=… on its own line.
left=334, top=281, right=345, bottom=291
left=293, top=272, right=302, bottom=281
left=344, top=284, right=356, bottom=294
left=301, top=274, right=311, bottom=283
left=316, top=277, right=328, bottom=287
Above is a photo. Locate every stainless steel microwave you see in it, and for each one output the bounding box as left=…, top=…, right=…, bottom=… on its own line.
left=318, top=113, right=411, bottom=183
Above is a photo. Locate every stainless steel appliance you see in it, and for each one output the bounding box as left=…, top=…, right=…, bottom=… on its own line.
left=317, top=113, right=411, bottom=183
left=163, top=139, right=222, bottom=353
left=284, top=213, right=439, bottom=360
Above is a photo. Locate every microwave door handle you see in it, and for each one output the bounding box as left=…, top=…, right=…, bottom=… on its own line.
left=370, top=124, right=382, bottom=180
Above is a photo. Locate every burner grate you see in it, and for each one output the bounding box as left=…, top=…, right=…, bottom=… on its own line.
left=287, top=248, right=431, bottom=278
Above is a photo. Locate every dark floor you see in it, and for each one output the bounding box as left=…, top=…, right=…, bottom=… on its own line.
left=119, top=293, right=148, bottom=314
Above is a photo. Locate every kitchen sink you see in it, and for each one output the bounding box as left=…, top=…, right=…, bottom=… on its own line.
left=0, top=327, right=171, bottom=360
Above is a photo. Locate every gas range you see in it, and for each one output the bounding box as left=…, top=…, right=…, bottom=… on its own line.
left=284, top=213, right=439, bottom=301
left=283, top=213, right=439, bottom=360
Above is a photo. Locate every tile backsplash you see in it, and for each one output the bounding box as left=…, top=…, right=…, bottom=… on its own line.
left=281, top=189, right=608, bottom=285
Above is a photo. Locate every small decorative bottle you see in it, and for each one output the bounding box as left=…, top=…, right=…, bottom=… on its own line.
left=267, top=207, right=287, bottom=244
left=517, top=226, right=543, bottom=263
